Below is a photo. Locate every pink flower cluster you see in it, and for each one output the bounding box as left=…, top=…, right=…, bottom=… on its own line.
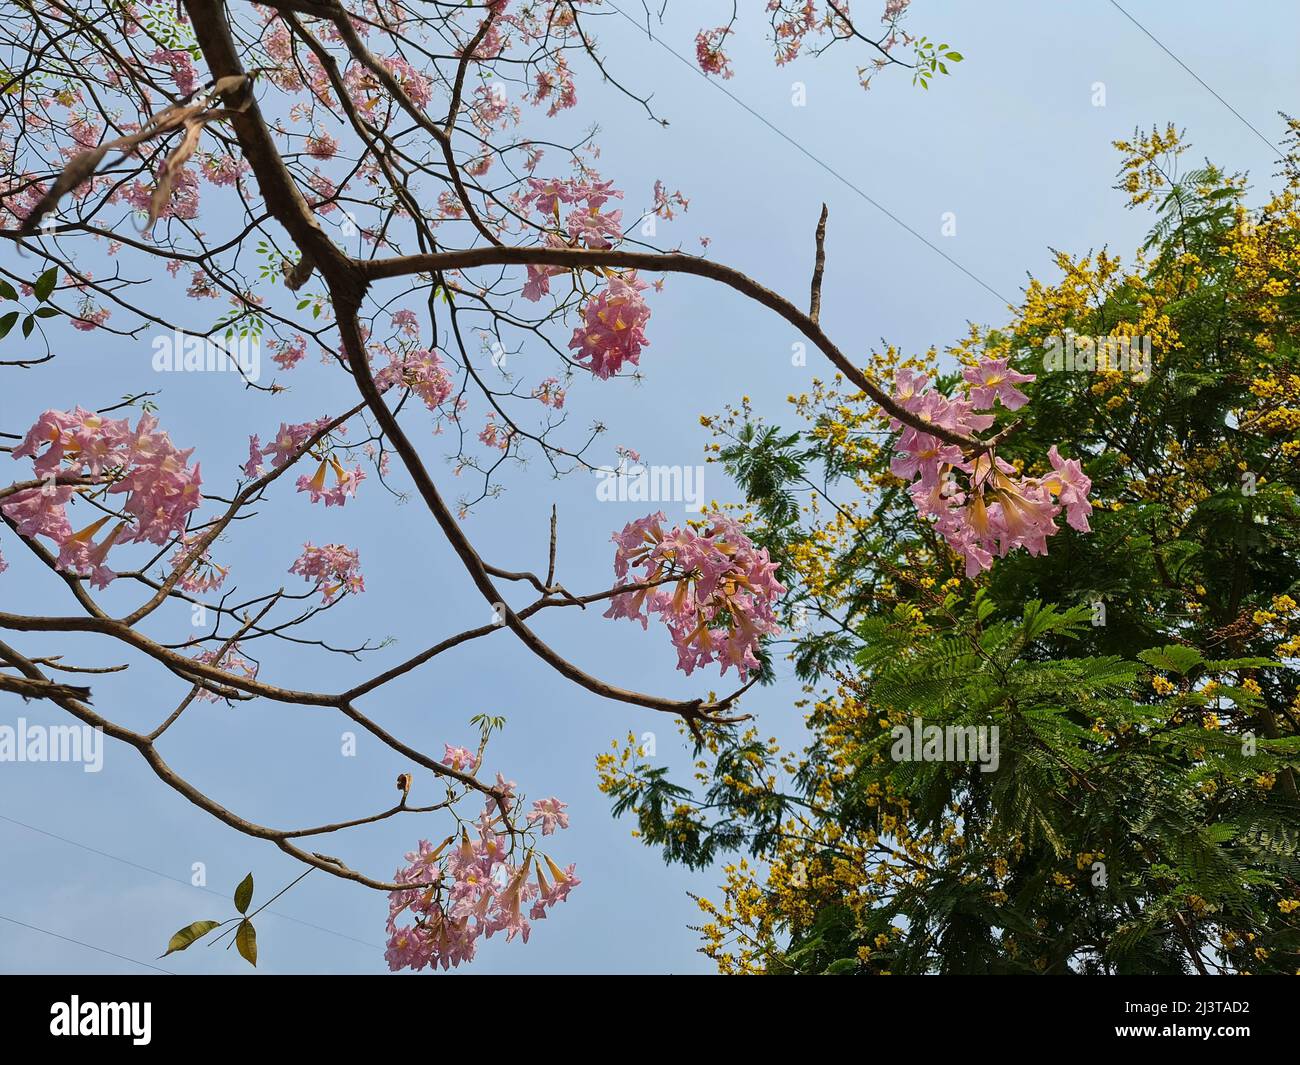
left=305, top=133, right=339, bottom=160
left=190, top=643, right=259, bottom=703
left=3, top=407, right=202, bottom=588
left=298, top=456, right=365, bottom=506
left=520, top=232, right=571, bottom=302
left=289, top=542, right=364, bottom=604
left=888, top=361, right=1093, bottom=578
left=533, top=377, right=565, bottom=408
left=652, top=179, right=689, bottom=220
left=243, top=420, right=365, bottom=507
left=72, top=307, right=111, bottom=331
left=528, top=175, right=620, bottom=217
left=169, top=536, right=228, bottom=594
left=530, top=54, right=576, bottom=116
left=568, top=272, right=651, bottom=379
left=151, top=48, right=199, bottom=96
left=343, top=55, right=434, bottom=113
left=767, top=1, right=913, bottom=84
left=391, top=309, right=420, bottom=338
left=516, top=174, right=627, bottom=299
left=470, top=82, right=518, bottom=134
left=477, top=415, right=512, bottom=452
left=695, top=27, right=735, bottom=78
left=384, top=55, right=434, bottom=108
left=443, top=745, right=477, bottom=772
left=605, top=511, right=786, bottom=679
left=120, top=166, right=199, bottom=222
left=527, top=797, right=569, bottom=835
left=385, top=792, right=579, bottom=971
left=244, top=420, right=322, bottom=477
left=375, top=347, right=454, bottom=411
left=200, top=154, right=249, bottom=187
left=270, top=334, right=307, bottom=371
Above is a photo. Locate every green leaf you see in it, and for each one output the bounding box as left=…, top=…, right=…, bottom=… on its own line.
left=0, top=279, right=16, bottom=301
left=33, top=267, right=57, bottom=302
left=235, top=919, right=257, bottom=966
left=162, top=919, right=221, bottom=957
left=945, top=51, right=964, bottom=62
left=234, top=872, right=254, bottom=914
left=34, top=306, right=60, bottom=318
left=0, top=310, right=18, bottom=339
left=1138, top=645, right=1204, bottom=675
left=21, top=314, right=34, bottom=338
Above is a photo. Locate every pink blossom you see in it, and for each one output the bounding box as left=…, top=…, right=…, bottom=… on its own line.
left=442, top=745, right=477, bottom=772
left=190, top=644, right=259, bottom=703
left=295, top=456, right=365, bottom=506
left=72, top=307, right=110, bottom=331
left=169, top=537, right=228, bottom=594
left=521, top=177, right=572, bottom=216
left=521, top=174, right=622, bottom=217
left=527, top=797, right=570, bottom=836
left=375, top=348, right=453, bottom=411
left=696, top=27, right=734, bottom=79
left=260, top=420, right=322, bottom=469
left=1045, top=445, right=1093, bottom=532
left=605, top=511, right=786, bottom=679
left=201, top=155, right=248, bottom=187
left=1, top=484, right=74, bottom=541
left=289, top=542, right=364, bottom=603
left=391, top=309, right=420, bottom=338
left=569, top=273, right=651, bottom=379
left=533, top=377, right=565, bottom=408
left=152, top=48, right=198, bottom=96
left=386, top=56, right=433, bottom=108
left=305, top=132, right=339, bottom=160
left=271, top=334, right=307, bottom=371
left=887, top=367, right=1093, bottom=576
left=436, top=190, right=465, bottom=219
left=8, top=407, right=202, bottom=583
left=530, top=54, right=576, bottom=116
left=478, top=415, right=511, bottom=451
left=652, top=179, right=689, bottom=220
left=67, top=114, right=103, bottom=150
left=963, top=357, right=1035, bottom=410
left=242, top=435, right=265, bottom=479
left=385, top=793, right=578, bottom=971
left=565, top=204, right=624, bottom=249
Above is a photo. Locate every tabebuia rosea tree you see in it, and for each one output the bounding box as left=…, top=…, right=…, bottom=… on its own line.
left=0, top=1, right=1068, bottom=971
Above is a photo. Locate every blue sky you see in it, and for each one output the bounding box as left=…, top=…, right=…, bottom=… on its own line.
left=2, top=0, right=1297, bottom=974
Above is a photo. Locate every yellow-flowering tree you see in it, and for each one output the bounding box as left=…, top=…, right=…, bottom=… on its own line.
left=601, top=123, right=1300, bottom=975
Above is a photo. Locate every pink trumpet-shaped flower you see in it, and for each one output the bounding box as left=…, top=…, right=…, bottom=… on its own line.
left=527, top=797, right=570, bottom=835
left=7, top=407, right=202, bottom=585
left=963, top=357, right=1035, bottom=410
left=289, top=542, right=364, bottom=604
left=605, top=511, right=785, bottom=679
left=887, top=362, right=1092, bottom=577
left=385, top=789, right=578, bottom=971
left=569, top=273, right=651, bottom=379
